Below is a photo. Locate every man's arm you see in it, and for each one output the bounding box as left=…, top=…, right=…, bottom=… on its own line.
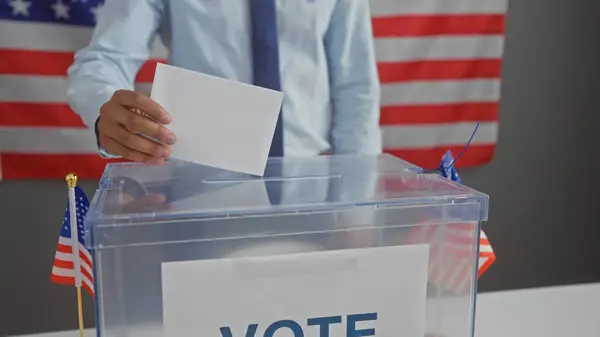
left=67, top=0, right=164, bottom=130
left=324, top=0, right=382, bottom=155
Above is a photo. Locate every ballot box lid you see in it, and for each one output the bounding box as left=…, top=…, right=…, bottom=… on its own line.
left=87, top=154, right=488, bottom=226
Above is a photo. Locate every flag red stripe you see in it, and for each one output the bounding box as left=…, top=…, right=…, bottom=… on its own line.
left=80, top=267, right=93, bottom=283
left=79, top=250, right=92, bottom=268
left=372, top=14, right=505, bottom=37
left=136, top=59, right=164, bottom=82
left=385, top=144, right=495, bottom=169
left=0, top=102, right=86, bottom=127
left=56, top=243, right=72, bottom=254
left=478, top=252, right=496, bottom=278
left=0, top=49, right=74, bottom=76
left=54, top=251, right=92, bottom=269
left=380, top=102, right=498, bottom=125
left=50, top=273, right=75, bottom=286
left=0, top=48, right=163, bottom=82
left=50, top=274, right=95, bottom=297
left=83, top=282, right=95, bottom=297
left=53, top=259, right=73, bottom=269
left=1, top=153, right=130, bottom=179
left=377, top=59, right=501, bottom=83
left=0, top=101, right=497, bottom=127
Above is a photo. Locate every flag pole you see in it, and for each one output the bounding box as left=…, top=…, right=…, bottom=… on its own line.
left=77, top=286, right=84, bottom=337
left=66, top=173, right=85, bottom=337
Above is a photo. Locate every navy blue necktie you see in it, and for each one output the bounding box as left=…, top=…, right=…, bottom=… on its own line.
left=250, top=0, right=284, bottom=158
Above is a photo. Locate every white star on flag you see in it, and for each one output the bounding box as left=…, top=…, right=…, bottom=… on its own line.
left=8, top=0, right=31, bottom=16
left=51, top=0, right=70, bottom=20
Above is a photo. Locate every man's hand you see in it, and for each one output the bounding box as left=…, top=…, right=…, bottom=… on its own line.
left=97, top=90, right=176, bottom=164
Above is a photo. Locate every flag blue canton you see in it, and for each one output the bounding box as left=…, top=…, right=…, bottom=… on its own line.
left=60, top=185, right=90, bottom=246
left=1, top=0, right=105, bottom=27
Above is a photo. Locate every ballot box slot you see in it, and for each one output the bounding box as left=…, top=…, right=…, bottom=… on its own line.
left=201, top=174, right=342, bottom=184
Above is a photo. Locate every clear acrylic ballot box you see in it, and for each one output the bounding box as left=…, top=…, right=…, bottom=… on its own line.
left=86, top=154, right=489, bottom=337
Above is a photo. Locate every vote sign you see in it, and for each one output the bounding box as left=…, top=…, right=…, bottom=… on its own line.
left=219, top=312, right=377, bottom=337
left=162, top=245, right=429, bottom=337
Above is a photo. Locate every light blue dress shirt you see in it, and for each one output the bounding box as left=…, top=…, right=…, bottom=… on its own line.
left=67, top=0, right=382, bottom=157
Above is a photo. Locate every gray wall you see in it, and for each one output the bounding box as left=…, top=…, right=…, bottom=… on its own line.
left=471, top=0, right=600, bottom=291
left=2, top=0, right=600, bottom=335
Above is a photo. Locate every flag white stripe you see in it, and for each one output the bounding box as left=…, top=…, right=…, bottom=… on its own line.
left=382, top=122, right=497, bottom=148
left=80, top=246, right=93, bottom=263
left=81, top=262, right=93, bottom=279
left=369, top=0, right=508, bottom=16
left=0, top=75, right=496, bottom=107
left=51, top=266, right=93, bottom=282
left=0, top=12, right=506, bottom=57
left=0, top=75, right=152, bottom=102
left=0, top=21, right=91, bottom=51
left=479, top=245, right=495, bottom=253
left=83, top=278, right=95, bottom=293
left=52, top=266, right=76, bottom=277
left=0, top=128, right=97, bottom=153
left=54, top=253, right=94, bottom=278
left=374, top=36, right=505, bottom=62
left=54, top=251, right=73, bottom=262
left=0, top=123, right=495, bottom=153
left=381, top=79, right=500, bottom=105
left=52, top=266, right=94, bottom=293
left=0, top=21, right=168, bottom=58
left=56, top=237, right=94, bottom=264
left=0, top=75, right=73, bottom=102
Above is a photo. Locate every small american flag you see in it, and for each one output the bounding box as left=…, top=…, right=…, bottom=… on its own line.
left=50, top=185, right=94, bottom=297
left=407, top=220, right=495, bottom=294
left=405, top=150, right=495, bottom=294
left=439, top=149, right=496, bottom=287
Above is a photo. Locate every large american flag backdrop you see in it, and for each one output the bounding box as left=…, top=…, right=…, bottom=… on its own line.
left=0, top=0, right=507, bottom=180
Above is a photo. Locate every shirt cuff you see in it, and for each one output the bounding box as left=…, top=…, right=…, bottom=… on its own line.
left=94, top=116, right=122, bottom=159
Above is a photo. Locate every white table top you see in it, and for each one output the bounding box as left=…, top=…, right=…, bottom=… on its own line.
left=14, top=283, right=600, bottom=337
left=475, top=282, right=600, bottom=337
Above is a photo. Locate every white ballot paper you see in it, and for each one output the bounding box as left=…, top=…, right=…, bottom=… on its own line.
left=162, top=244, right=429, bottom=337
left=150, top=63, right=284, bottom=176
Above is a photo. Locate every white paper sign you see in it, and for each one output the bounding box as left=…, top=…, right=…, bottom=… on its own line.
left=150, top=63, right=284, bottom=176
left=162, top=244, right=429, bottom=337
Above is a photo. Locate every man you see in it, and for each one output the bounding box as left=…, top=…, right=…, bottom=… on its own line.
left=69, top=2, right=382, bottom=325
left=67, top=0, right=382, bottom=162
